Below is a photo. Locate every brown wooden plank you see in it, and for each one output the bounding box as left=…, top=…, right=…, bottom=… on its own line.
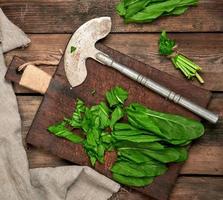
left=16, top=95, right=70, bottom=167
left=181, top=126, right=223, bottom=175
left=27, top=147, right=70, bottom=168
left=109, top=177, right=223, bottom=200
left=5, top=33, right=223, bottom=92
left=17, top=95, right=223, bottom=174
left=18, top=95, right=42, bottom=145
left=181, top=94, right=223, bottom=175
left=170, top=177, right=223, bottom=200
left=1, top=0, right=223, bottom=33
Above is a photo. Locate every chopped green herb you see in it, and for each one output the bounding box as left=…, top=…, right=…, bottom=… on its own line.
left=110, top=106, right=124, bottom=128
left=106, top=86, right=128, bottom=107
left=48, top=122, right=84, bottom=144
left=70, top=46, right=76, bottom=53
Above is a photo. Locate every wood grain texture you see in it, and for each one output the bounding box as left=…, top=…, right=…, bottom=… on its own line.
left=5, top=33, right=223, bottom=92
left=5, top=43, right=209, bottom=200
left=110, top=177, right=223, bottom=200
left=1, top=0, right=223, bottom=33
left=169, top=177, right=223, bottom=200
left=17, top=95, right=223, bottom=174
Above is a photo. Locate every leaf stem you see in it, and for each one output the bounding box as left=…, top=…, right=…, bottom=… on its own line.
left=174, top=60, right=190, bottom=78
left=178, top=59, right=196, bottom=74
left=195, top=73, right=204, bottom=84
left=178, top=55, right=202, bottom=71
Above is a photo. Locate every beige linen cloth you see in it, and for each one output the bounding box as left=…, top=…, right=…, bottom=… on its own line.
left=0, top=8, right=120, bottom=200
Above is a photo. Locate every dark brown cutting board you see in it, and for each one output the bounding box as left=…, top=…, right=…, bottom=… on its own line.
left=6, top=43, right=211, bottom=200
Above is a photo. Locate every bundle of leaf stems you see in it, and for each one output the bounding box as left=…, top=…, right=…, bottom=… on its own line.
left=159, top=31, right=204, bottom=84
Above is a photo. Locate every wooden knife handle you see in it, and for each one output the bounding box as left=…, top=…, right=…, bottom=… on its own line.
left=5, top=56, right=52, bottom=94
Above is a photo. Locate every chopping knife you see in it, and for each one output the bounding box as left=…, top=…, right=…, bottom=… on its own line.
left=64, top=17, right=218, bottom=123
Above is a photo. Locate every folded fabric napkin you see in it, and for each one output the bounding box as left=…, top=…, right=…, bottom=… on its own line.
left=0, top=8, right=120, bottom=200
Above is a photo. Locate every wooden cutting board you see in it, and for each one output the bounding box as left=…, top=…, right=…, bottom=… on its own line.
left=6, top=43, right=211, bottom=200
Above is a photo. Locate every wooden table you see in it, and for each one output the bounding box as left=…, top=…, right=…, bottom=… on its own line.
left=1, top=1, right=223, bottom=199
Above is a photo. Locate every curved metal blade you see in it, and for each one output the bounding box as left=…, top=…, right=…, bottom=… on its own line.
left=64, top=17, right=112, bottom=87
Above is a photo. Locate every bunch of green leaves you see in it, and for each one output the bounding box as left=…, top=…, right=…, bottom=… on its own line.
left=110, top=102, right=203, bottom=186
left=47, top=86, right=204, bottom=187
left=116, top=0, right=199, bottom=23
left=159, top=31, right=204, bottom=84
